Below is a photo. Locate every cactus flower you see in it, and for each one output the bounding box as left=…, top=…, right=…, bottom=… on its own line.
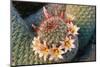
left=49, top=46, right=64, bottom=61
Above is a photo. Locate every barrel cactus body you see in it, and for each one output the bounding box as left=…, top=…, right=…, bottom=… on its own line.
left=31, top=5, right=80, bottom=63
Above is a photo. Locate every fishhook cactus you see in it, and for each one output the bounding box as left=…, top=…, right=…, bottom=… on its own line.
left=31, top=6, right=80, bottom=63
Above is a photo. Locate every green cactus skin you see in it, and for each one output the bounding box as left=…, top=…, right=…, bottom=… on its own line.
left=38, top=16, right=67, bottom=47
left=11, top=7, right=34, bottom=66
left=65, top=5, right=96, bottom=49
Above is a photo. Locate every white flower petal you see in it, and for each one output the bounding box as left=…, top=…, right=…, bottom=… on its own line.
left=60, top=50, right=65, bottom=54
left=32, top=41, right=35, bottom=45
left=43, top=40, right=47, bottom=46
left=59, top=45, right=64, bottom=49
left=37, top=36, right=40, bottom=40
left=49, top=56, right=54, bottom=61
left=72, top=44, right=75, bottom=48
left=65, top=48, right=68, bottom=52
left=43, top=55, right=47, bottom=61
left=34, top=37, right=37, bottom=41
left=39, top=53, right=43, bottom=58
left=34, top=51, right=38, bottom=55
left=71, top=39, right=75, bottom=43
left=58, top=55, right=63, bottom=59
left=59, top=41, right=64, bottom=44
left=33, top=48, right=36, bottom=51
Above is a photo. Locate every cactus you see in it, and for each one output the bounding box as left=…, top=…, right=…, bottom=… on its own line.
left=31, top=5, right=79, bottom=63
left=11, top=3, right=96, bottom=66
left=11, top=6, right=34, bottom=66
